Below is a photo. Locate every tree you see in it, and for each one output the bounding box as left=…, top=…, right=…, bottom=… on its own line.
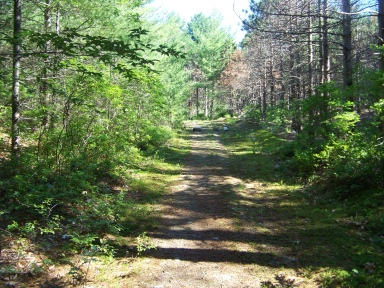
left=11, top=0, right=22, bottom=156
left=145, top=11, right=193, bottom=124
left=218, top=49, right=250, bottom=114
left=186, top=12, right=236, bottom=118
left=342, top=0, right=353, bottom=91
left=379, top=0, right=384, bottom=70
left=0, top=0, right=186, bottom=173
left=240, top=0, right=378, bottom=130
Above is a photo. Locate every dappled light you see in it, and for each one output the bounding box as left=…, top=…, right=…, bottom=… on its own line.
left=1, top=0, right=383, bottom=286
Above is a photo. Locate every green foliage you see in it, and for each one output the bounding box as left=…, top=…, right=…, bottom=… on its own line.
left=355, top=69, right=384, bottom=109
left=5, top=196, right=63, bottom=239
left=264, top=104, right=292, bottom=132
left=219, top=118, right=384, bottom=287
left=319, top=265, right=384, bottom=288
left=239, top=70, right=384, bottom=196
left=372, top=99, right=384, bottom=135
left=185, top=12, right=236, bottom=119
left=243, top=104, right=263, bottom=123
left=136, top=232, right=156, bottom=256
left=320, top=269, right=352, bottom=287
left=136, top=125, right=174, bottom=151
left=187, top=12, right=236, bottom=81
left=191, top=113, right=209, bottom=120
left=292, top=79, right=384, bottom=195
left=0, top=115, right=184, bottom=258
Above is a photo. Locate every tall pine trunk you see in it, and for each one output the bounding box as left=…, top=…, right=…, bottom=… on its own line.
left=322, top=0, right=330, bottom=84
left=41, top=0, right=51, bottom=128
left=378, top=0, right=384, bottom=70
left=12, top=0, right=22, bottom=156
left=342, top=0, right=353, bottom=107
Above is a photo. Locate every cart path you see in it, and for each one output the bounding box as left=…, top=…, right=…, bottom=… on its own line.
left=122, top=127, right=312, bottom=288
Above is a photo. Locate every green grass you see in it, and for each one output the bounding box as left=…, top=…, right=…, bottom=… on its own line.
left=216, top=119, right=384, bottom=288
left=0, top=131, right=190, bottom=278
left=2, top=119, right=382, bottom=287
left=219, top=123, right=297, bottom=185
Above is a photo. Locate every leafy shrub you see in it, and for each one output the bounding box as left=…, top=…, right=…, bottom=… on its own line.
left=292, top=81, right=384, bottom=194
left=136, top=125, right=174, bottom=151
left=243, top=104, right=262, bottom=123
left=214, top=106, right=229, bottom=119
left=264, top=104, right=292, bottom=132
left=193, top=113, right=209, bottom=120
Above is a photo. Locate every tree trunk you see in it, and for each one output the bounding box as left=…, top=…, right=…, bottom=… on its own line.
left=204, top=89, right=209, bottom=118
left=41, top=0, right=51, bottom=128
left=262, top=61, right=267, bottom=117
left=269, top=55, right=275, bottom=106
left=318, top=0, right=324, bottom=85
left=378, top=0, right=384, bottom=70
left=342, top=0, right=353, bottom=100
left=210, top=97, right=214, bottom=117
left=307, top=0, right=314, bottom=96
left=289, top=45, right=295, bottom=128
left=37, top=0, right=52, bottom=160
left=188, top=97, right=192, bottom=119
left=12, top=0, right=22, bottom=156
left=195, top=87, right=199, bottom=117
left=322, top=0, right=330, bottom=83
left=319, top=0, right=330, bottom=122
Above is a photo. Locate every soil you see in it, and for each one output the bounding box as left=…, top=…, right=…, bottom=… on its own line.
left=1, top=124, right=318, bottom=288
left=117, top=125, right=316, bottom=288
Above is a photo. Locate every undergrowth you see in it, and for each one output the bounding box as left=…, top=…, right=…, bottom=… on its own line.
left=0, top=131, right=189, bottom=284
left=216, top=118, right=383, bottom=288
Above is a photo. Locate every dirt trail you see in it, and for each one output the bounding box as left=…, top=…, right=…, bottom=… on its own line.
left=123, top=126, right=302, bottom=288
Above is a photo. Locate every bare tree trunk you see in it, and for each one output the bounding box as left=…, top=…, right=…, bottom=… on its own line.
left=322, top=0, right=330, bottom=84
left=307, top=0, right=314, bottom=96
left=210, top=97, right=214, bottom=117
left=195, top=87, right=199, bottom=116
left=262, top=61, right=267, bottom=117
left=204, top=89, right=209, bottom=118
left=12, top=0, right=22, bottom=156
left=38, top=0, right=52, bottom=160
left=258, top=82, right=262, bottom=111
left=279, top=61, right=285, bottom=105
left=289, top=47, right=299, bottom=132
left=269, top=48, right=275, bottom=106
left=262, top=86, right=267, bottom=118
left=318, top=0, right=330, bottom=122
left=342, top=0, right=353, bottom=94
left=51, top=5, right=60, bottom=129
left=188, top=97, right=192, bottom=119
left=378, top=0, right=384, bottom=133
left=378, top=0, right=384, bottom=70
left=318, top=0, right=324, bottom=85
left=41, top=0, right=51, bottom=128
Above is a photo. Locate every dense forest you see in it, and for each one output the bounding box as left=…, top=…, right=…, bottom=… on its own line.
left=0, top=0, right=383, bottom=286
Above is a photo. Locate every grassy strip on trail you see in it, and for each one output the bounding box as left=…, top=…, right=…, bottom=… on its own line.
left=216, top=119, right=383, bottom=288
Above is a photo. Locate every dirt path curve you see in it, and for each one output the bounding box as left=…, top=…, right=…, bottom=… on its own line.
left=127, top=126, right=265, bottom=287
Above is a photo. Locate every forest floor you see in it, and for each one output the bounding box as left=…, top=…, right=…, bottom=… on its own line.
left=2, top=120, right=382, bottom=287
left=115, top=122, right=317, bottom=288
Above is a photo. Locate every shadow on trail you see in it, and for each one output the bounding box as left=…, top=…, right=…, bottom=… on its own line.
left=138, top=128, right=360, bottom=271
left=147, top=247, right=294, bottom=266
left=145, top=182, right=357, bottom=269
